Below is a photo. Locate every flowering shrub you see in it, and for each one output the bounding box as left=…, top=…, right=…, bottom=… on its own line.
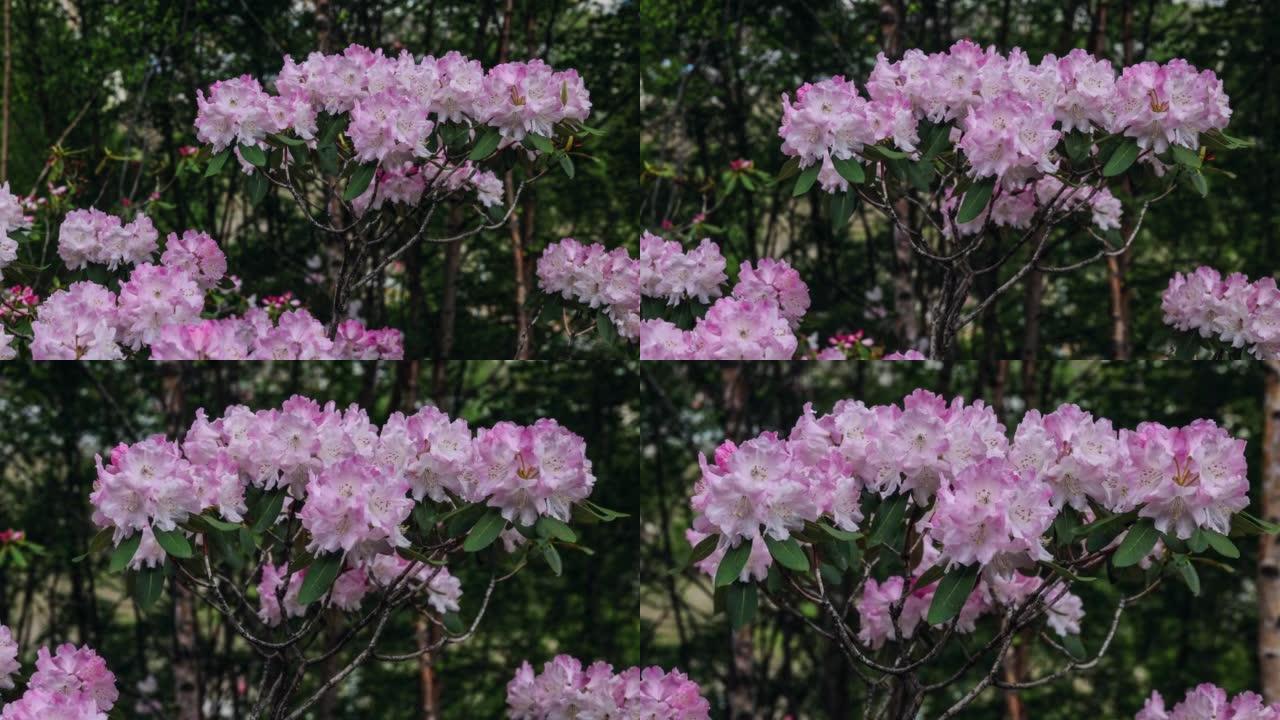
left=779, top=42, right=1249, bottom=356
left=683, top=390, right=1272, bottom=717
left=195, top=45, right=597, bottom=324
left=506, top=655, right=710, bottom=719
left=1137, top=684, right=1280, bottom=719
left=83, top=396, right=624, bottom=717
left=0, top=186, right=401, bottom=360
left=1162, top=266, right=1280, bottom=359
left=0, top=626, right=119, bottom=720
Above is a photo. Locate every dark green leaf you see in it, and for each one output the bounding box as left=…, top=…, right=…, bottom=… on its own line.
left=1203, top=529, right=1240, bottom=559
left=239, top=144, right=267, bottom=167
left=715, top=541, right=752, bottom=587
left=442, top=612, right=465, bottom=634
left=1113, top=519, right=1160, bottom=567
left=1102, top=140, right=1140, bottom=177
left=1173, top=554, right=1201, bottom=596
left=526, top=133, right=556, bottom=154
left=342, top=164, right=377, bottom=202
left=469, top=129, right=502, bottom=161
left=792, top=164, right=820, bottom=196
left=204, top=149, right=230, bottom=177
left=832, top=157, right=865, bottom=185
left=109, top=533, right=143, bottom=573
left=541, top=544, right=563, bottom=576
left=535, top=516, right=578, bottom=544
left=153, top=528, right=193, bottom=559
left=1063, top=132, right=1091, bottom=164
left=913, top=564, right=946, bottom=589
left=297, top=553, right=343, bottom=605
left=558, top=154, right=575, bottom=179
left=134, top=567, right=166, bottom=611
left=868, top=144, right=909, bottom=160
left=688, top=534, right=720, bottom=566
left=955, top=178, right=995, bottom=224
left=250, top=492, right=286, bottom=534
left=245, top=171, right=269, bottom=205
left=922, top=124, right=952, bottom=161
left=831, top=191, right=856, bottom=233
left=869, top=494, right=909, bottom=546
left=270, top=133, right=307, bottom=147
left=726, top=583, right=758, bottom=629
left=596, top=312, right=620, bottom=344
left=1171, top=145, right=1202, bottom=169
left=463, top=510, right=506, bottom=552
left=1061, top=634, right=1086, bottom=659
left=926, top=564, right=980, bottom=625
left=75, top=528, right=115, bottom=562
left=201, top=514, right=242, bottom=532
left=776, top=157, right=801, bottom=182
left=817, top=522, right=860, bottom=542
left=763, top=535, right=810, bottom=573
left=1188, top=529, right=1210, bottom=554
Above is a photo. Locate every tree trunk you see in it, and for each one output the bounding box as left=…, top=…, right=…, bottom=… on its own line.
left=1259, top=362, right=1280, bottom=702
left=163, top=369, right=202, bottom=720
left=1, top=0, right=11, bottom=182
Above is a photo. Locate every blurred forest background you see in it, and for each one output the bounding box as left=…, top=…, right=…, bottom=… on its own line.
left=3, top=0, right=638, bottom=359
left=640, top=0, right=1279, bottom=360
left=0, top=360, right=641, bottom=719
left=640, top=359, right=1277, bottom=718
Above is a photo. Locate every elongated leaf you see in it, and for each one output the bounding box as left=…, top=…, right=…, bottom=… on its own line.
left=1173, top=554, right=1201, bottom=596
left=153, top=528, right=193, bottom=559
left=715, top=541, right=752, bottom=587
left=75, top=528, right=115, bottom=562
left=536, top=516, right=578, bottom=544
left=1188, top=529, right=1210, bottom=553
left=1103, top=140, right=1140, bottom=177
left=270, top=133, right=307, bottom=147
left=296, top=553, right=343, bottom=606
left=109, top=533, right=143, bottom=573
left=922, top=124, right=952, bottom=161
left=831, top=191, right=856, bottom=233
left=245, top=171, right=269, bottom=205
left=442, top=612, right=465, bottom=634
left=239, top=144, right=267, bottom=167
left=1171, top=145, right=1202, bottom=169
left=913, top=564, right=946, bottom=590
left=832, top=157, right=865, bottom=185
left=558, top=155, right=575, bottom=179
left=792, top=164, right=820, bottom=196
left=870, top=494, right=909, bottom=546
left=204, top=149, right=230, bottom=177
left=1112, top=519, right=1160, bottom=567
left=596, top=312, right=620, bottom=344
left=688, top=534, right=720, bottom=566
left=1062, top=634, right=1086, bottom=659
left=134, top=567, right=166, bottom=611
left=1203, top=529, right=1240, bottom=559
left=926, top=564, right=980, bottom=625
left=201, top=514, right=242, bottom=532
left=469, top=129, right=502, bottom=161
left=251, top=492, right=286, bottom=534
left=763, top=535, right=810, bottom=573
left=463, top=510, right=506, bottom=552
left=1063, top=132, right=1091, bottom=164
left=541, top=544, right=563, bottom=576
left=526, top=133, right=556, bottom=154
left=342, top=164, right=377, bottom=202
left=955, top=179, right=995, bottom=224
left=726, top=582, right=758, bottom=629
left=776, top=156, right=801, bottom=182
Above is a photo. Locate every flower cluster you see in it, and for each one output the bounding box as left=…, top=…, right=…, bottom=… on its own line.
left=506, top=655, right=710, bottom=720
left=0, top=183, right=32, bottom=273
left=0, top=631, right=119, bottom=720
left=195, top=45, right=589, bottom=206
left=536, top=237, right=640, bottom=339
left=944, top=175, right=1122, bottom=236
left=689, top=390, right=1248, bottom=581
left=57, top=209, right=159, bottom=271
left=91, top=397, right=596, bottom=568
left=147, top=309, right=403, bottom=360
left=349, top=158, right=504, bottom=216
left=1162, top=266, right=1280, bottom=359
left=779, top=42, right=1230, bottom=188
left=1137, top=684, right=1280, bottom=720
left=256, top=558, right=462, bottom=627
left=639, top=232, right=727, bottom=306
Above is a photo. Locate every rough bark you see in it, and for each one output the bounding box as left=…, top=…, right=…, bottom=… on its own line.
left=1260, top=362, right=1280, bottom=702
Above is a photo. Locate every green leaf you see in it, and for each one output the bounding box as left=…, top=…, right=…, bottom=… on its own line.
left=316, top=143, right=340, bottom=175
left=204, top=149, right=230, bottom=177
left=239, top=144, right=267, bottom=167
left=869, top=494, right=909, bottom=546
left=1054, top=509, right=1081, bottom=546
left=134, top=567, right=166, bottom=611
left=581, top=500, right=630, bottom=522
left=1063, top=132, right=1091, bottom=164
left=1173, top=554, right=1201, bottom=596
left=1082, top=510, right=1136, bottom=553
left=1182, top=169, right=1208, bottom=197
left=296, top=553, right=343, bottom=606
left=75, top=527, right=115, bottom=562
left=558, top=154, right=575, bottom=179
left=535, top=516, right=578, bottom=544
left=463, top=510, right=506, bottom=552
left=445, top=503, right=486, bottom=537
left=763, top=535, right=810, bottom=573
left=109, top=533, right=143, bottom=573
left=1171, top=145, right=1202, bottom=169
left=922, top=124, right=952, bottom=161
left=831, top=191, right=856, bottom=233
left=1203, top=529, right=1240, bottom=559
left=776, top=156, right=801, bottom=182
left=201, top=514, right=242, bottom=532
left=1042, top=560, right=1097, bottom=584
left=725, top=582, right=758, bottom=629
left=1061, top=634, right=1086, bottom=660
left=832, top=157, right=865, bottom=185
left=913, top=564, right=946, bottom=590
left=541, top=543, right=563, bottom=576
left=270, top=133, right=307, bottom=147
left=926, top=564, right=980, bottom=625
left=596, top=312, right=620, bottom=344
left=792, top=164, right=820, bottom=196
left=526, top=133, right=556, bottom=154
left=1102, top=140, right=1140, bottom=177
left=1113, top=519, right=1160, bottom=567
left=817, top=522, right=860, bottom=542
left=715, top=541, right=752, bottom=587
left=250, top=491, right=286, bottom=534
left=867, top=144, right=909, bottom=160
left=342, top=164, right=377, bottom=202
left=469, top=128, right=502, bottom=161
left=442, top=612, right=465, bottom=634
left=245, top=171, right=269, bottom=206
left=955, top=178, right=995, bottom=224
left=153, top=528, right=193, bottom=559
left=1188, top=529, right=1210, bottom=554
left=688, top=534, right=720, bottom=566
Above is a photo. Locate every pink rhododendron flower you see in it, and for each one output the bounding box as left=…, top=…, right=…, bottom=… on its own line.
left=506, top=656, right=709, bottom=720
left=0, top=625, right=18, bottom=690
